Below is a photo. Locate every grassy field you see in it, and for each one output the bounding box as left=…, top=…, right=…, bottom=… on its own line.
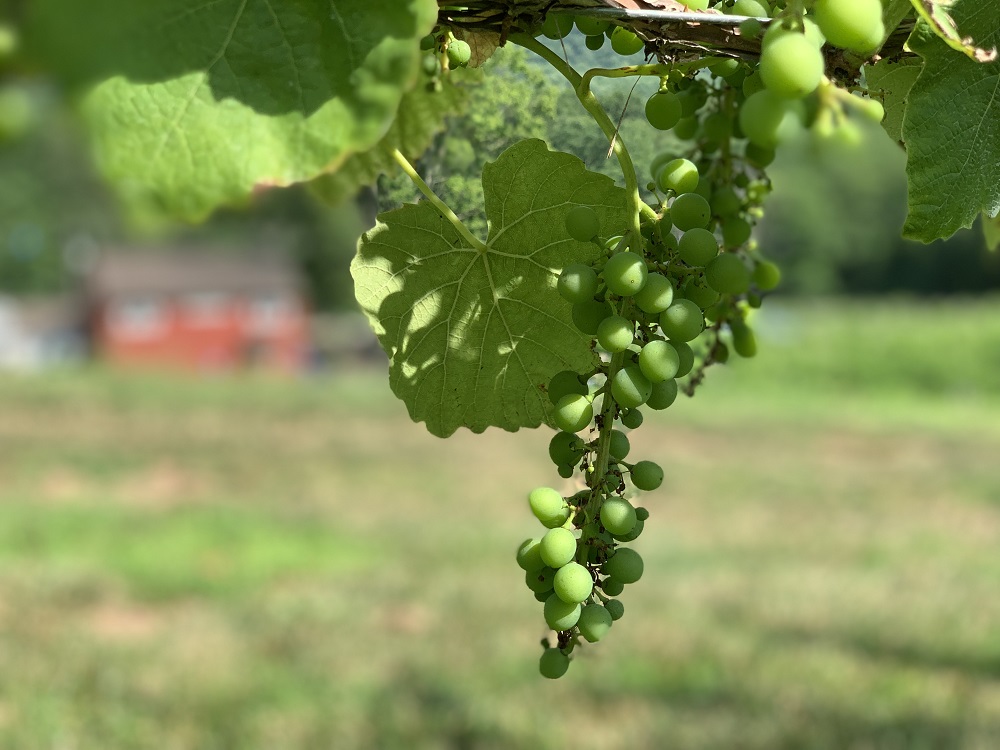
left=1, top=298, right=999, bottom=749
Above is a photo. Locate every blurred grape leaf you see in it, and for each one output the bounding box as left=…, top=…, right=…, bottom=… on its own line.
left=902, top=1, right=1000, bottom=242
left=353, top=139, right=629, bottom=438
left=26, top=0, right=437, bottom=220
left=865, top=57, right=922, bottom=145
left=984, top=213, right=1000, bottom=251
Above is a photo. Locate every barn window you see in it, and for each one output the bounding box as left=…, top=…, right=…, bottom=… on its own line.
left=249, top=295, right=293, bottom=333
left=183, top=292, right=228, bottom=327
left=108, top=297, right=167, bottom=339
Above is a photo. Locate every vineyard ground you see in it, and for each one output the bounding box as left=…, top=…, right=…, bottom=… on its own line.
left=0, top=298, right=998, bottom=749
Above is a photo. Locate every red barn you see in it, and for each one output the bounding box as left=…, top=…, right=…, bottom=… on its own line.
left=85, top=251, right=308, bottom=373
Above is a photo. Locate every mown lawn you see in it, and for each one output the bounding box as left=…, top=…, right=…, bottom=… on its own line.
left=0, top=298, right=998, bottom=749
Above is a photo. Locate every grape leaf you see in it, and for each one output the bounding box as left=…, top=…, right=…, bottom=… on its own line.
left=984, top=214, right=1000, bottom=251
left=908, top=0, right=998, bottom=62
left=352, top=139, right=629, bottom=438
left=311, top=72, right=471, bottom=206
left=865, top=57, right=922, bottom=146
left=28, top=0, right=438, bottom=220
left=902, top=2, right=1000, bottom=242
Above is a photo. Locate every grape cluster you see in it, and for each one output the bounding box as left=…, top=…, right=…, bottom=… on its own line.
left=419, top=28, right=472, bottom=90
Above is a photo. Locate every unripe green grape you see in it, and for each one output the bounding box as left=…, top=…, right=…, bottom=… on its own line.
left=671, top=341, right=695, bottom=377
left=422, top=54, right=441, bottom=76
left=747, top=291, right=763, bottom=308
left=763, top=17, right=826, bottom=49
left=742, top=70, right=766, bottom=98
left=576, top=16, right=611, bottom=35
left=611, top=365, right=653, bottom=409
left=706, top=253, right=752, bottom=295
left=620, top=408, right=644, bottom=429
left=731, top=321, right=758, bottom=357
left=678, top=228, right=719, bottom=266
left=603, top=252, right=648, bottom=296
left=722, top=217, right=753, bottom=248
left=650, top=151, right=676, bottom=183
left=605, top=599, right=625, bottom=621
left=585, top=33, right=606, bottom=50
left=813, top=0, right=885, bottom=54
left=600, top=497, right=636, bottom=536
left=540, top=13, right=574, bottom=39
left=753, top=259, right=782, bottom=290
left=610, top=27, right=645, bottom=55
left=565, top=206, right=601, bottom=242
left=660, top=299, right=704, bottom=342
left=602, top=548, right=644, bottom=584
left=571, top=299, right=612, bottom=335
left=526, top=566, right=557, bottom=593
left=731, top=0, right=770, bottom=15
left=609, top=429, right=631, bottom=461
left=646, top=378, right=678, bottom=410
left=854, top=94, right=885, bottom=122
left=548, top=370, right=588, bottom=405
left=539, top=648, right=570, bottom=679
left=447, top=40, right=472, bottom=68
left=661, top=231, right=679, bottom=254
left=682, top=0, right=710, bottom=9
left=634, top=273, right=675, bottom=314
left=711, top=186, right=743, bottom=217
left=745, top=141, right=776, bottom=168
left=554, top=393, right=594, bottom=433
left=544, top=593, right=582, bottom=631
left=740, top=18, right=763, bottom=38
left=638, top=340, right=680, bottom=382
left=702, top=111, right=733, bottom=145
left=549, top=431, right=584, bottom=467
left=557, top=263, right=599, bottom=304
left=635, top=507, right=650, bottom=522
left=683, top=279, right=721, bottom=310
left=645, top=91, right=682, bottom=131
left=601, top=576, right=625, bottom=596
left=694, top=178, right=714, bottom=203
left=540, top=527, right=578, bottom=568
left=534, top=590, right=550, bottom=602
left=657, top=158, right=699, bottom=194
left=578, top=603, right=613, bottom=642
left=597, top=315, right=635, bottom=353
left=614, top=518, right=644, bottom=542
left=517, top=538, right=545, bottom=571
left=739, top=89, right=799, bottom=148
left=715, top=341, right=731, bottom=363
left=760, top=32, right=824, bottom=98
left=707, top=57, right=741, bottom=78
left=631, top=460, right=664, bottom=491
left=529, top=487, right=570, bottom=528
left=674, top=117, right=699, bottom=140
left=670, top=193, right=712, bottom=231
left=557, top=464, right=574, bottom=479
left=419, top=33, right=437, bottom=51
left=553, top=562, right=594, bottom=603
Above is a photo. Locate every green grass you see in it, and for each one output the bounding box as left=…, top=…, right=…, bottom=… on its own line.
left=0, top=298, right=999, bottom=749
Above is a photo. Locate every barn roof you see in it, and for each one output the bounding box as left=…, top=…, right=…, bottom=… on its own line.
left=86, top=250, right=302, bottom=297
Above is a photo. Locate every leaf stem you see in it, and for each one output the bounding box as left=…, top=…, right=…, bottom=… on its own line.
left=390, top=148, right=488, bottom=253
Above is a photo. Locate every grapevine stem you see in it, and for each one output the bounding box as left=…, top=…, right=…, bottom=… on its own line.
left=510, top=34, right=648, bottom=248
left=390, top=149, right=488, bottom=253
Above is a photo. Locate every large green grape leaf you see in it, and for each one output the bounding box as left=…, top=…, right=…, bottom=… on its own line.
left=902, top=1, right=1000, bottom=242
left=908, top=0, right=998, bottom=62
left=26, top=0, right=437, bottom=220
left=311, top=71, right=472, bottom=206
left=865, top=57, right=922, bottom=145
left=352, top=139, right=629, bottom=438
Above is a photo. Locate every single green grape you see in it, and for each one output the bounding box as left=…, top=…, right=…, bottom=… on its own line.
left=558, top=263, right=599, bottom=304
left=634, top=273, right=675, bottom=314
left=585, top=33, right=605, bottom=50
left=597, top=315, right=635, bottom=353
left=745, top=141, right=776, bottom=168
left=575, top=16, right=610, bottom=35
left=742, top=70, right=766, bottom=98
left=646, top=378, right=678, bottom=410
left=645, top=91, right=682, bottom=131
left=813, top=0, right=885, bottom=54
left=638, top=340, right=680, bottom=383
left=671, top=341, right=695, bottom=377
left=548, top=370, right=588, bottom=405
left=635, top=507, right=650, bottom=522
left=605, top=599, right=625, bottom=621
left=706, top=253, right=752, bottom=295
left=578, top=604, right=613, bottom=643
left=670, top=193, right=712, bottom=231
left=553, top=393, right=594, bottom=434
left=571, top=299, right=613, bottom=335
left=540, top=14, right=574, bottom=40
left=722, top=217, right=753, bottom=248
left=601, top=577, right=625, bottom=596
left=678, top=228, right=720, bottom=267
left=529, top=487, right=570, bottom=528
left=614, top=518, right=644, bottom=542
left=701, top=111, right=733, bottom=145
left=525, top=566, right=557, bottom=593
left=760, top=32, right=824, bottom=98
left=600, top=497, right=637, bottom=536
left=620, top=408, right=644, bottom=429
left=419, top=34, right=437, bottom=51
left=740, top=90, right=805, bottom=148
left=731, top=0, right=770, bottom=17
left=553, top=562, right=594, bottom=603
left=657, top=158, right=699, bottom=194
left=683, top=0, right=710, bottom=9
left=548, top=431, right=584, bottom=466
left=609, top=429, right=631, bottom=461
left=711, top=186, right=743, bottom=217
left=753, top=259, right=782, bottom=290
left=540, top=527, right=578, bottom=568
left=660, top=299, right=705, bottom=342
left=447, top=40, right=472, bottom=68
left=611, top=365, right=653, bottom=409
left=565, top=206, right=601, bottom=242
left=674, top=117, right=699, bottom=140
left=631, top=460, right=664, bottom=491
left=516, top=538, right=545, bottom=572
left=603, top=252, right=648, bottom=297
left=610, top=27, right=645, bottom=55
left=731, top=321, right=758, bottom=358
left=544, top=593, right=582, bottom=631
left=763, top=17, right=826, bottom=49
left=602, top=548, right=644, bottom=584
left=539, top=648, right=570, bottom=679
left=683, top=280, right=721, bottom=310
